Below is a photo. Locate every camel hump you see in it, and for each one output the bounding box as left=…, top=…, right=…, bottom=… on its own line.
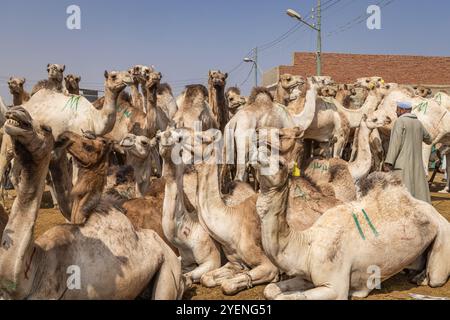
left=359, top=172, right=403, bottom=197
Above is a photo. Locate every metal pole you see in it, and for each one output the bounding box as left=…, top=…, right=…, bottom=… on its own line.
left=254, top=47, right=259, bottom=87
left=316, top=0, right=322, bottom=76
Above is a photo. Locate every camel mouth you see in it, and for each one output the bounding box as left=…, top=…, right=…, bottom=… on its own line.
left=4, top=108, right=33, bottom=135
left=229, top=101, right=245, bottom=109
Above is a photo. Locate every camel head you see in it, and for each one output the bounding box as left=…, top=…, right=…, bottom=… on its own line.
left=248, top=87, right=274, bottom=107
left=279, top=74, right=304, bottom=92
left=56, top=131, right=112, bottom=168
left=208, top=70, right=228, bottom=88
left=311, top=76, right=335, bottom=87
left=226, top=87, right=247, bottom=111
left=7, top=77, right=26, bottom=94
left=144, top=71, right=162, bottom=91
left=156, top=128, right=188, bottom=160
left=413, top=85, right=433, bottom=98
left=121, top=134, right=157, bottom=160
left=104, top=70, right=134, bottom=94
left=319, top=85, right=338, bottom=98
left=183, top=84, right=209, bottom=108
left=337, top=84, right=357, bottom=97
left=253, top=144, right=290, bottom=193
left=5, top=106, right=54, bottom=163
left=47, top=64, right=65, bottom=82
left=355, top=77, right=384, bottom=91
left=366, top=112, right=392, bottom=129
left=64, top=74, right=81, bottom=92
left=128, top=65, right=153, bottom=84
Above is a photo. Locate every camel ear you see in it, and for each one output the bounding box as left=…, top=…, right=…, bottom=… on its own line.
left=428, top=89, right=432, bottom=95
left=47, top=64, right=51, bottom=70
left=61, top=65, right=66, bottom=72
left=158, top=72, right=163, bottom=79
left=21, top=78, right=26, bottom=84
left=362, top=114, right=368, bottom=121
left=9, top=77, right=13, bottom=81
left=104, top=71, right=109, bottom=79
left=76, top=76, right=81, bottom=83
left=224, top=73, right=228, bottom=80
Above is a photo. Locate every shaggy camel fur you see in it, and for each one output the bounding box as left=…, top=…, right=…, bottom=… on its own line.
left=8, top=77, right=30, bottom=106
left=208, top=70, right=229, bottom=132
left=182, top=130, right=279, bottom=295
left=158, top=129, right=221, bottom=284
left=31, top=64, right=68, bottom=96
left=0, top=106, right=184, bottom=300
left=174, top=85, right=217, bottom=131
left=226, top=87, right=246, bottom=117
left=256, top=150, right=450, bottom=300
left=64, top=74, right=81, bottom=95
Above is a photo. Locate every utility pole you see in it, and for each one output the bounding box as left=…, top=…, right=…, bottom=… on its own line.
left=316, top=0, right=322, bottom=76
left=254, top=47, right=258, bottom=87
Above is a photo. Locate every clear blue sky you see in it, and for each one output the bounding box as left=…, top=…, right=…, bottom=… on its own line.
left=1, top=0, right=449, bottom=103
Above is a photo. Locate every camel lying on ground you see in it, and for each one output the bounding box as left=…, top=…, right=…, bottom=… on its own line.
left=255, top=148, right=450, bottom=300
left=0, top=107, right=184, bottom=300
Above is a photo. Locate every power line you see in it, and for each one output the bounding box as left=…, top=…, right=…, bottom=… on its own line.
left=239, top=64, right=255, bottom=87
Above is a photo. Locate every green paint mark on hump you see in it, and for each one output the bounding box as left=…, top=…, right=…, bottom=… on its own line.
left=414, top=101, right=428, bottom=115
left=63, top=95, right=81, bottom=112
left=352, top=212, right=366, bottom=240
left=362, top=209, right=379, bottom=237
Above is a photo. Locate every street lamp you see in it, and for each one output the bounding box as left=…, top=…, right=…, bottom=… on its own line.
left=286, top=1, right=322, bottom=76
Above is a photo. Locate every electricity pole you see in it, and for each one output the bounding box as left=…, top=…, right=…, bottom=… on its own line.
left=287, top=0, right=322, bottom=76
left=254, top=47, right=258, bottom=87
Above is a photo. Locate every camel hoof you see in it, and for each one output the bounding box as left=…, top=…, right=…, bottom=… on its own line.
left=264, top=284, right=281, bottom=300
left=221, top=281, right=240, bottom=296
left=412, top=271, right=428, bottom=286
left=183, top=274, right=194, bottom=289
left=200, top=274, right=217, bottom=288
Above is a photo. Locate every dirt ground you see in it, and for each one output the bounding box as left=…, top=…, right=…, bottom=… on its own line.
left=3, top=174, right=449, bottom=300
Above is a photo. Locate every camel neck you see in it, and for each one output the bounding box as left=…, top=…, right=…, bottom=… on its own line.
left=145, top=85, right=159, bottom=137
left=292, top=86, right=317, bottom=131
left=257, top=180, right=292, bottom=258
left=12, top=92, right=24, bottom=106
left=0, top=149, right=51, bottom=298
left=96, top=88, right=120, bottom=136
left=209, top=85, right=228, bottom=132
left=348, top=124, right=372, bottom=181
left=130, top=81, right=143, bottom=111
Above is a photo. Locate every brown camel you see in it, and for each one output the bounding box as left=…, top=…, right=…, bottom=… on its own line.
left=208, top=70, right=229, bottom=132
left=64, top=74, right=81, bottom=95
left=0, top=106, right=184, bottom=300
left=226, top=87, right=246, bottom=117
left=8, top=77, right=30, bottom=106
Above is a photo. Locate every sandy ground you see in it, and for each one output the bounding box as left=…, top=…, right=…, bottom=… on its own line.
left=2, top=174, right=449, bottom=300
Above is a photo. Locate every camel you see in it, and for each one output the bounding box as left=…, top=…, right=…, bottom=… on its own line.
left=226, top=87, right=246, bottom=117
left=31, top=64, right=68, bottom=96
left=208, top=70, right=229, bottom=132
left=275, top=74, right=305, bottom=106
left=157, top=129, right=222, bottom=284
left=0, top=106, right=184, bottom=300
left=174, top=85, right=217, bottom=131
left=120, top=134, right=158, bottom=198
left=128, top=65, right=153, bottom=113
left=303, top=115, right=392, bottom=202
left=434, top=91, right=450, bottom=110
left=64, top=74, right=81, bottom=95
left=413, top=86, right=433, bottom=98
left=182, top=129, right=279, bottom=295
left=8, top=77, right=30, bottom=106
left=157, top=83, right=178, bottom=120
left=255, top=148, right=450, bottom=300
left=369, top=88, right=450, bottom=174
left=224, top=87, right=295, bottom=182
left=335, top=84, right=357, bottom=109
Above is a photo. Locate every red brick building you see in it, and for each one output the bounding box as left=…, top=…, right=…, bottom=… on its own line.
left=263, top=52, right=450, bottom=91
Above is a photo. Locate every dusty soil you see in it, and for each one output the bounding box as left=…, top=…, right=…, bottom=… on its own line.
left=2, top=174, right=449, bottom=300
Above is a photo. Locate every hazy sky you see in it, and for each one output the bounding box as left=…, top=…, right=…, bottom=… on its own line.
left=0, top=0, right=449, bottom=103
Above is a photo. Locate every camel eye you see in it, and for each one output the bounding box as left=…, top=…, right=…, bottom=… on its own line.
left=141, top=141, right=149, bottom=146
left=111, top=75, right=117, bottom=80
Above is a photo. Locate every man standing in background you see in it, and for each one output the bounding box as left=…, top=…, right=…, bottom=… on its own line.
left=384, top=102, right=433, bottom=203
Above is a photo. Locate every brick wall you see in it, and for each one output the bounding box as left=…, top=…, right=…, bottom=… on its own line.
left=274, top=52, right=450, bottom=86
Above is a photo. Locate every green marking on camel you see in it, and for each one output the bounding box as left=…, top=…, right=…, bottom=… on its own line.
left=63, top=95, right=81, bottom=112
left=361, top=209, right=379, bottom=237
left=116, top=104, right=133, bottom=122
left=352, top=213, right=366, bottom=240
left=310, top=162, right=329, bottom=173
left=352, top=209, right=379, bottom=240
left=435, top=93, right=442, bottom=106
left=0, top=279, right=17, bottom=292
left=414, top=101, right=428, bottom=115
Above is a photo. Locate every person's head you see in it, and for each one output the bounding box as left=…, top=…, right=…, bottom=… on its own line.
left=396, top=101, right=412, bottom=117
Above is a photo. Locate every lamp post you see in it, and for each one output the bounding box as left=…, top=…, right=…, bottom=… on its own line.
left=286, top=0, right=322, bottom=76
left=244, top=47, right=260, bottom=87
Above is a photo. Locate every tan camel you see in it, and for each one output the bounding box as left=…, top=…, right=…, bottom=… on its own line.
left=182, top=130, right=279, bottom=295
left=31, top=64, right=68, bottom=95
left=0, top=106, right=184, bottom=300
left=335, top=84, right=357, bottom=109
left=8, top=77, right=30, bottom=106
left=226, top=87, right=246, bottom=117
left=157, top=83, right=179, bottom=120
left=275, top=74, right=304, bottom=106
left=128, top=65, right=153, bottom=113
left=64, top=74, right=81, bottom=95
left=208, top=70, right=229, bottom=132
left=174, top=85, right=217, bottom=131
left=256, top=150, right=450, bottom=300
left=143, top=71, right=170, bottom=138
left=434, top=91, right=450, bottom=110
left=303, top=115, right=391, bottom=202
left=224, top=87, right=295, bottom=181
left=157, top=129, right=222, bottom=284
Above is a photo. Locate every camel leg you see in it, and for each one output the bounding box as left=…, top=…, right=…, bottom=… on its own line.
left=49, top=153, right=73, bottom=221
left=185, top=259, right=222, bottom=284
left=333, top=134, right=347, bottom=159
left=422, top=143, right=432, bottom=177
left=274, top=286, right=342, bottom=300
left=0, top=135, right=13, bottom=188
left=221, top=263, right=279, bottom=295
left=46, top=174, right=59, bottom=208
left=350, top=128, right=359, bottom=162
left=235, top=133, right=248, bottom=182
left=420, top=225, right=450, bottom=288
left=200, top=263, right=243, bottom=288
left=152, top=253, right=184, bottom=300
left=264, top=277, right=314, bottom=300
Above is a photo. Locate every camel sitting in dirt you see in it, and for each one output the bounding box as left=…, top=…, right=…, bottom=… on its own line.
left=174, top=85, right=217, bottom=131
left=8, top=77, right=30, bottom=106
left=181, top=129, right=279, bottom=295
left=226, top=87, right=247, bottom=117
left=255, top=148, right=450, bottom=300
left=31, top=64, right=68, bottom=96
left=0, top=106, right=184, bottom=300
left=303, top=115, right=392, bottom=202
left=64, top=74, right=81, bottom=95
left=157, top=129, right=222, bottom=284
